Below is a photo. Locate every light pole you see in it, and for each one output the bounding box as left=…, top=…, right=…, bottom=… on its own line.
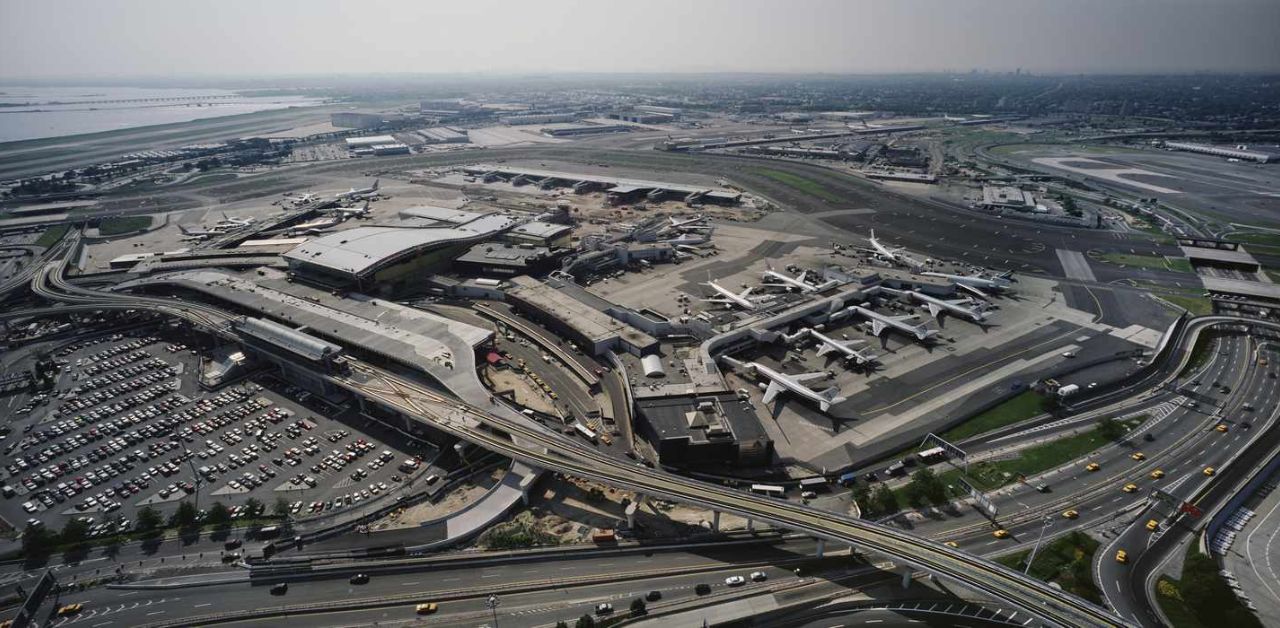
left=1024, top=516, right=1054, bottom=574
left=485, top=594, right=500, bottom=628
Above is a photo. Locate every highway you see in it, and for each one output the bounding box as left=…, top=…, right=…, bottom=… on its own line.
left=28, top=238, right=1128, bottom=628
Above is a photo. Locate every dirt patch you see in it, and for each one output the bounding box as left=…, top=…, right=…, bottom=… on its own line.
left=370, top=467, right=504, bottom=531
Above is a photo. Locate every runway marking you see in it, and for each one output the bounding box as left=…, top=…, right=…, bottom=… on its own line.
left=92, top=623, right=112, bottom=627
left=1056, top=249, right=1096, bottom=282
left=401, top=581, right=419, bottom=586
left=146, top=611, right=165, bottom=616
left=193, top=603, right=211, bottom=608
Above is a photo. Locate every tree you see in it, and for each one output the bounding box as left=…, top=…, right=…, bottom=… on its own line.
left=907, top=468, right=949, bottom=507
left=872, top=484, right=899, bottom=516
left=59, top=518, right=91, bottom=548
left=136, top=506, right=163, bottom=533
left=850, top=483, right=872, bottom=514
left=630, top=597, right=647, bottom=617
left=575, top=615, right=595, bottom=628
left=171, top=501, right=199, bottom=530
left=1097, top=417, right=1127, bottom=441
left=244, top=498, right=264, bottom=518
left=21, top=523, right=55, bottom=557
left=207, top=502, right=231, bottom=526
left=273, top=498, right=291, bottom=520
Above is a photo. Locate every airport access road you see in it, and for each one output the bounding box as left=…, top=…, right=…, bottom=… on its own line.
left=1095, top=341, right=1280, bottom=626
left=38, top=536, right=836, bottom=628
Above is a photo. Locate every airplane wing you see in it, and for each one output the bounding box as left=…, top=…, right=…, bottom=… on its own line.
left=926, top=303, right=944, bottom=318
left=762, top=380, right=783, bottom=405
left=739, top=287, right=753, bottom=298
left=792, top=371, right=827, bottom=382
left=956, top=283, right=991, bottom=300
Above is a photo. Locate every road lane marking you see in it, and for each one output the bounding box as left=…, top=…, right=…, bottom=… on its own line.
left=401, top=581, right=419, bottom=586
left=193, top=603, right=211, bottom=608
left=146, top=611, right=165, bottom=616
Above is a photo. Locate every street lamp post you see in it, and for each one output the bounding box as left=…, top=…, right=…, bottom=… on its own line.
left=486, top=594, right=500, bottom=628
left=1024, top=516, right=1054, bottom=574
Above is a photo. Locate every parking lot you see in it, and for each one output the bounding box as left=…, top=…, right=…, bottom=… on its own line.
left=1, top=327, right=438, bottom=540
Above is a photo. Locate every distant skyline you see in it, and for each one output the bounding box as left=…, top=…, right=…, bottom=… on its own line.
left=2, top=0, right=1278, bottom=81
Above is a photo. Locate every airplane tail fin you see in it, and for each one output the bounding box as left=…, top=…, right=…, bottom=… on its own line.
left=372, top=179, right=380, bottom=190
left=178, top=225, right=190, bottom=234
left=818, top=388, right=846, bottom=412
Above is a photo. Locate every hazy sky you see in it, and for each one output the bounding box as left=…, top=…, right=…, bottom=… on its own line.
left=2, top=0, right=1278, bottom=80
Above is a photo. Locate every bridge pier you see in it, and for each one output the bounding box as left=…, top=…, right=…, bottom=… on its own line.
left=746, top=517, right=754, bottom=532
left=900, top=565, right=913, bottom=589
left=712, top=511, right=720, bottom=531
left=626, top=502, right=638, bottom=528
left=815, top=538, right=825, bottom=558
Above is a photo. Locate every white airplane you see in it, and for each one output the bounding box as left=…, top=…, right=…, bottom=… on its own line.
left=881, top=287, right=987, bottom=323
left=215, top=213, right=254, bottom=228
left=841, top=304, right=938, bottom=341
left=921, top=271, right=1013, bottom=299
left=177, top=224, right=226, bottom=240
left=336, top=179, right=380, bottom=200
left=664, top=228, right=714, bottom=246
left=702, top=280, right=757, bottom=310
left=761, top=261, right=836, bottom=293
left=330, top=200, right=371, bottom=219
left=808, top=329, right=877, bottom=366
left=724, top=358, right=846, bottom=412
left=284, top=215, right=342, bottom=236
left=864, top=230, right=926, bottom=270
left=668, top=214, right=707, bottom=229
left=284, top=192, right=318, bottom=204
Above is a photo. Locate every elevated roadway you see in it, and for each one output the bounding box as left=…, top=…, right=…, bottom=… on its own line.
left=25, top=241, right=1128, bottom=627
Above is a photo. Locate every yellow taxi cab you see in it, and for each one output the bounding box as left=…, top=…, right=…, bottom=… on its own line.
left=1086, top=462, right=1101, bottom=472
left=1216, top=424, right=1229, bottom=433
left=1122, top=483, right=1139, bottom=493
left=1115, top=550, right=1128, bottom=564
left=57, top=604, right=84, bottom=617
left=1146, top=519, right=1160, bottom=531
left=1150, top=469, right=1165, bottom=479
left=993, top=529, right=1010, bottom=539
left=1062, top=509, right=1079, bottom=519
left=1203, top=467, right=1216, bottom=476
left=944, top=541, right=959, bottom=548
left=1131, top=452, right=1146, bottom=461
left=415, top=603, right=439, bottom=615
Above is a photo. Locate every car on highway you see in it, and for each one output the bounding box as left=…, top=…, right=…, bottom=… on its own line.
left=1122, top=483, right=1139, bottom=493
left=1086, top=462, right=1101, bottom=472
left=750, top=571, right=768, bottom=582
left=1115, top=550, right=1128, bottom=564
left=1204, top=466, right=1216, bottom=476
left=270, top=583, right=288, bottom=595
left=1216, top=424, right=1229, bottom=433
left=596, top=602, right=614, bottom=615
left=1146, top=519, right=1160, bottom=531
left=1062, top=509, right=1079, bottom=519
left=1150, top=469, right=1165, bottom=479
left=1130, top=452, right=1146, bottom=461
left=645, top=590, right=662, bottom=602
left=350, top=573, right=370, bottom=585
left=725, top=575, right=746, bottom=586
left=695, top=583, right=712, bottom=595
left=415, top=603, right=438, bottom=615
left=57, top=603, right=84, bottom=616
left=944, top=541, right=959, bottom=547
left=993, top=529, right=1010, bottom=539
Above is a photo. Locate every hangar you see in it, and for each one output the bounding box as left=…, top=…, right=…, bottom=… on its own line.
left=462, top=164, right=741, bottom=206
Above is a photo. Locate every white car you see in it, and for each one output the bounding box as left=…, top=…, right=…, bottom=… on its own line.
left=725, top=576, right=746, bottom=586
left=750, top=571, right=768, bottom=582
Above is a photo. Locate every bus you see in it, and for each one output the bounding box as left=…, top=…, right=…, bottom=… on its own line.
left=799, top=477, right=828, bottom=490
left=573, top=422, right=598, bottom=442
left=838, top=471, right=859, bottom=487
left=750, top=484, right=786, bottom=498
left=256, top=525, right=281, bottom=539
left=917, top=446, right=948, bottom=464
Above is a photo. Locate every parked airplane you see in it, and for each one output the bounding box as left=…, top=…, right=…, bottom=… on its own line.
left=663, top=228, right=714, bottom=246
left=863, top=229, right=926, bottom=270
left=722, top=357, right=846, bottom=412
left=840, top=304, right=938, bottom=341
left=762, top=261, right=836, bottom=293
left=807, top=328, right=877, bottom=365
left=215, top=213, right=254, bottom=228
left=177, top=225, right=225, bottom=240
left=285, top=216, right=342, bottom=236
left=330, top=200, right=371, bottom=219
left=702, top=280, right=758, bottom=310
left=336, top=179, right=380, bottom=200
left=668, top=214, right=707, bottom=229
left=881, top=287, right=987, bottom=323
left=284, top=192, right=318, bottom=204
left=921, top=271, right=1013, bottom=299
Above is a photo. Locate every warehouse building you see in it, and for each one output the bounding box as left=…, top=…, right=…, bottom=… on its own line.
left=283, top=214, right=515, bottom=292
left=331, top=112, right=390, bottom=129
left=502, top=221, right=574, bottom=248
left=454, top=243, right=560, bottom=276
left=635, top=393, right=773, bottom=467
left=500, top=113, right=579, bottom=125
left=540, top=124, right=632, bottom=137
left=505, top=275, right=657, bottom=356
left=345, top=135, right=399, bottom=149
left=1164, top=142, right=1278, bottom=164
left=417, top=127, right=469, bottom=143
left=982, top=185, right=1035, bottom=209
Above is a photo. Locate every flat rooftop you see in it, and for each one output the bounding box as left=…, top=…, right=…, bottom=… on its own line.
left=283, top=215, right=514, bottom=278
left=507, top=275, right=657, bottom=349
left=463, top=163, right=737, bottom=197
left=1202, top=276, right=1280, bottom=301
